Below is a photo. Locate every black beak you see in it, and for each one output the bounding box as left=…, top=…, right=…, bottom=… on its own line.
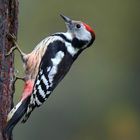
left=60, top=14, right=72, bottom=24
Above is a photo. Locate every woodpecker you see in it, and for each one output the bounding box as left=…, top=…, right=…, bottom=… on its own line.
left=5, top=14, right=95, bottom=137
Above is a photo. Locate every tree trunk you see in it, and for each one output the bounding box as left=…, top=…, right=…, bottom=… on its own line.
left=0, top=0, right=18, bottom=140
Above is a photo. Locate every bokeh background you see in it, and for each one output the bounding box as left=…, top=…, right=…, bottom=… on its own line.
left=13, top=0, right=140, bottom=140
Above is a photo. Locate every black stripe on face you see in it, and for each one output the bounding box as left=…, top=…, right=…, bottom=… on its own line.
left=52, top=34, right=72, bottom=43
left=72, top=37, right=88, bottom=48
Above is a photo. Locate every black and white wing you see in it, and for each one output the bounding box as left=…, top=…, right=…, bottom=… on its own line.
left=22, top=39, right=74, bottom=122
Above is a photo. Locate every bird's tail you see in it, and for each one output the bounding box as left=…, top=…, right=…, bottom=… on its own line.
left=4, top=96, right=30, bottom=138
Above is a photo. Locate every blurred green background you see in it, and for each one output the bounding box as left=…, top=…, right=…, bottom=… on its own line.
left=13, top=0, right=140, bottom=140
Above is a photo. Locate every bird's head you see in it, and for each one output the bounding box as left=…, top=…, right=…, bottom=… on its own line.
left=60, top=14, right=95, bottom=49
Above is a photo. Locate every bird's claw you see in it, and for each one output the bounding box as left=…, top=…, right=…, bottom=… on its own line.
left=5, top=33, right=25, bottom=57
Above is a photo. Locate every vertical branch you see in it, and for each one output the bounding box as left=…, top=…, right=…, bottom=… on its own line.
left=0, top=0, right=18, bottom=140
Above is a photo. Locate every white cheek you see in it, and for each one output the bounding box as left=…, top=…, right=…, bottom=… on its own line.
left=76, top=28, right=91, bottom=41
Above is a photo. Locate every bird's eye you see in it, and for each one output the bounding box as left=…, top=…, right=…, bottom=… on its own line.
left=76, top=24, right=81, bottom=29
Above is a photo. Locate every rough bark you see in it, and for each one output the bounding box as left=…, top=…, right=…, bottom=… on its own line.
left=0, top=0, right=18, bottom=140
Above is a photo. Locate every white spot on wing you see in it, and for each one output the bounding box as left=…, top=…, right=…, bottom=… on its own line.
left=47, top=91, right=51, bottom=95
left=35, top=96, right=42, bottom=105
left=30, top=90, right=36, bottom=105
left=41, top=74, right=49, bottom=89
left=48, top=67, right=57, bottom=79
left=51, top=51, right=64, bottom=65
left=47, top=66, right=51, bottom=72
left=48, top=51, right=64, bottom=86
left=38, top=85, right=46, bottom=98
left=40, top=70, right=43, bottom=75
left=36, top=80, right=40, bottom=85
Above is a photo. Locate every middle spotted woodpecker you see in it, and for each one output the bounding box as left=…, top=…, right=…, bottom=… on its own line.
left=5, top=14, right=95, bottom=136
